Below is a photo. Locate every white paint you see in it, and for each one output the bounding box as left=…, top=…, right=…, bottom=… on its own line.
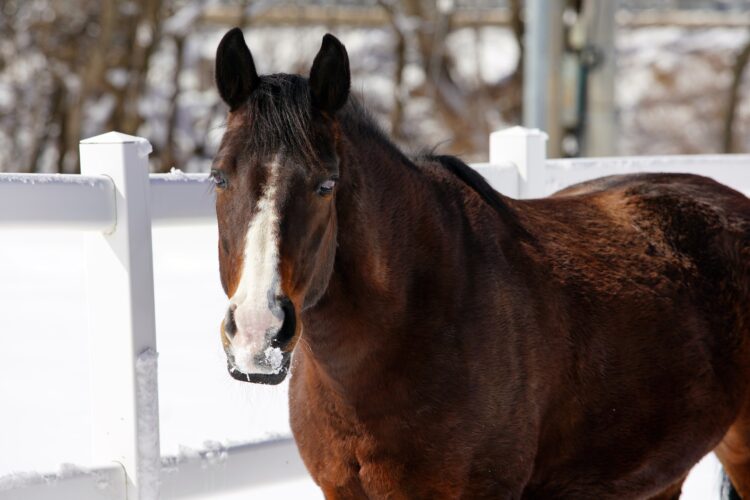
left=80, top=131, right=152, bottom=158
left=490, top=126, right=548, bottom=199
left=80, top=132, right=160, bottom=500
left=543, top=154, right=750, bottom=199
left=228, top=161, right=284, bottom=375
left=148, top=172, right=214, bottom=226
left=0, top=170, right=215, bottom=231
left=0, top=173, right=115, bottom=231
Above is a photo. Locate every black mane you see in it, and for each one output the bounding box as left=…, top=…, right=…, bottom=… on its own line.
left=421, top=154, right=532, bottom=239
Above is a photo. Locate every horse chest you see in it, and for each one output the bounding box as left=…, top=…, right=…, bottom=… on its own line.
left=291, top=400, right=525, bottom=498
left=290, top=407, right=408, bottom=496
left=290, top=394, right=467, bottom=497
left=299, top=434, right=465, bottom=499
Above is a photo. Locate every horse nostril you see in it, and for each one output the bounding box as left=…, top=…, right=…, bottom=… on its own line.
left=225, top=304, right=238, bottom=338
left=271, top=297, right=296, bottom=350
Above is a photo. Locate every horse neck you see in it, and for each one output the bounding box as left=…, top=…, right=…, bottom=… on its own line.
left=341, top=118, right=435, bottom=288
left=297, top=116, right=458, bottom=402
left=334, top=123, right=422, bottom=295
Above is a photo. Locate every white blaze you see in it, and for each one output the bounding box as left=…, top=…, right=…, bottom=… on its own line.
left=228, top=162, right=284, bottom=374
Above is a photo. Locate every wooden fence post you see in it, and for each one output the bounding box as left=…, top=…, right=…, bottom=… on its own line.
left=80, top=132, right=160, bottom=500
left=489, top=126, right=548, bottom=199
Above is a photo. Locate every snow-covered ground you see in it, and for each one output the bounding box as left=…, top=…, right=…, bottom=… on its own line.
left=0, top=226, right=726, bottom=498
left=0, top=226, right=320, bottom=498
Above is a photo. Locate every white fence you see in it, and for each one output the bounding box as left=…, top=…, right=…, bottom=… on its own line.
left=1, top=128, right=750, bottom=500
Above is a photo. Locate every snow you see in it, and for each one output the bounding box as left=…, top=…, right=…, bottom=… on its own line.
left=80, top=131, right=154, bottom=159
left=135, top=348, right=161, bottom=500
left=616, top=27, right=750, bottom=155
left=0, top=172, right=105, bottom=186
left=87, top=96, right=116, bottom=128
left=264, top=347, right=284, bottom=374
left=0, top=463, right=112, bottom=492
left=106, top=69, right=129, bottom=89
left=167, top=167, right=190, bottom=180
left=447, top=28, right=519, bottom=86
left=163, top=5, right=202, bottom=37
left=161, top=441, right=229, bottom=472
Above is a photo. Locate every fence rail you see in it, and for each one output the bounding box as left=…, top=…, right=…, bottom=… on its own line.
left=545, top=154, right=750, bottom=198
left=2, top=127, right=750, bottom=499
left=0, top=173, right=115, bottom=231
left=0, top=172, right=214, bottom=231
left=1, top=439, right=306, bottom=500
left=149, top=173, right=214, bottom=226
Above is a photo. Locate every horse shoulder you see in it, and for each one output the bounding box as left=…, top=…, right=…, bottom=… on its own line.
left=289, top=356, right=364, bottom=495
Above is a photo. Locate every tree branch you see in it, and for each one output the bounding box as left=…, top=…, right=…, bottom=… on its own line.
left=723, top=30, right=750, bottom=153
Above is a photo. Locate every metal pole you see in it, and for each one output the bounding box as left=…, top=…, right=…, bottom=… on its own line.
left=523, top=0, right=547, bottom=130
left=523, top=0, right=563, bottom=157
left=582, top=0, right=617, bottom=156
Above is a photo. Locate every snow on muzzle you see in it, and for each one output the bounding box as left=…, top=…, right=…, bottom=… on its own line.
left=223, top=295, right=295, bottom=384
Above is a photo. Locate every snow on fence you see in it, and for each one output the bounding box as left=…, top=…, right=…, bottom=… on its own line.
left=1, top=128, right=749, bottom=500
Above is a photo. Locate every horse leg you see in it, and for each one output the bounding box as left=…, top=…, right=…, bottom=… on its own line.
left=715, top=415, right=750, bottom=497
left=647, top=475, right=686, bottom=500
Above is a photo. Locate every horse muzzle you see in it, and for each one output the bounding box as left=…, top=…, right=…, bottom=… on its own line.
left=222, top=296, right=296, bottom=385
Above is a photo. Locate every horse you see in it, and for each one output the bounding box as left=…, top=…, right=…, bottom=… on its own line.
left=210, top=28, right=750, bottom=499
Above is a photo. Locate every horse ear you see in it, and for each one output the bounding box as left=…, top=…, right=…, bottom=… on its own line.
left=309, top=34, right=350, bottom=114
left=215, top=28, right=259, bottom=110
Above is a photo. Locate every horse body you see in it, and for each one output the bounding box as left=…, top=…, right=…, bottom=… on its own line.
left=211, top=29, right=750, bottom=498
left=518, top=175, right=750, bottom=498
left=288, top=119, right=750, bottom=498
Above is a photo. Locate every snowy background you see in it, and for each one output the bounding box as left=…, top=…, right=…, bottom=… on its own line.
left=3, top=1, right=750, bottom=174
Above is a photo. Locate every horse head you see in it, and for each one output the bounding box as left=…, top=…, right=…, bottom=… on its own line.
left=212, top=28, right=350, bottom=384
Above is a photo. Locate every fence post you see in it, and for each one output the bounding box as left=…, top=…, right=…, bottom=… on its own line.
left=489, top=126, right=548, bottom=199
left=80, top=132, right=160, bottom=500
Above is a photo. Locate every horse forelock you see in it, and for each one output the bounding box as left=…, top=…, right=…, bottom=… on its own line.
left=226, top=74, right=317, bottom=165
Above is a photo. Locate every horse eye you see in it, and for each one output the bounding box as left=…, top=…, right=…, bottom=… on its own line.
left=317, top=178, right=337, bottom=196
left=210, top=169, right=228, bottom=189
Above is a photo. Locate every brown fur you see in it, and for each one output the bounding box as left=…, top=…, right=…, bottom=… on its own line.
left=212, top=30, right=750, bottom=499
left=287, top=150, right=750, bottom=499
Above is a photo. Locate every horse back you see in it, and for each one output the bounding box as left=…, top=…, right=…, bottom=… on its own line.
left=548, top=172, right=750, bottom=306
left=512, top=173, right=750, bottom=497
left=534, top=172, right=750, bottom=376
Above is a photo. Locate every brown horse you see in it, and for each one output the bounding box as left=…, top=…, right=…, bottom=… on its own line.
left=210, top=28, right=750, bottom=499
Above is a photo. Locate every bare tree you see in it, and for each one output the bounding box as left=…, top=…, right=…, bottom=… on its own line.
left=723, top=30, right=750, bottom=153
left=109, top=0, right=165, bottom=135
left=59, top=0, right=118, bottom=173
left=375, top=0, right=523, bottom=157
left=1, top=1, right=526, bottom=172
left=376, top=0, right=408, bottom=139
